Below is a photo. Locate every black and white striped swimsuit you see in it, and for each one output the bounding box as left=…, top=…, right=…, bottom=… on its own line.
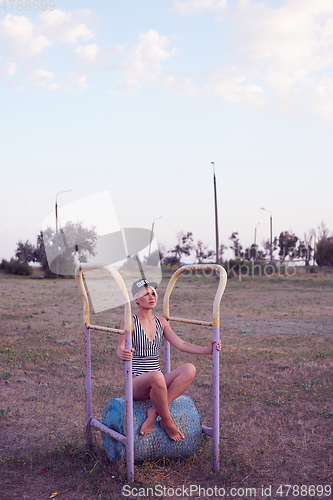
left=132, top=314, right=164, bottom=376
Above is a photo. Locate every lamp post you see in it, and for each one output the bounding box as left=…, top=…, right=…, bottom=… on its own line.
left=211, top=162, right=219, bottom=266
left=148, top=216, right=162, bottom=257
left=313, top=232, right=316, bottom=267
left=260, top=207, right=273, bottom=262
left=254, top=222, right=260, bottom=247
left=55, top=190, right=73, bottom=277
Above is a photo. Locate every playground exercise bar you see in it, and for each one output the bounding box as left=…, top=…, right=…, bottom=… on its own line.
left=75, top=262, right=227, bottom=482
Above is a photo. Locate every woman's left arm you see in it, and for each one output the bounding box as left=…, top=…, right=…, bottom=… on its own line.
left=160, top=317, right=221, bottom=355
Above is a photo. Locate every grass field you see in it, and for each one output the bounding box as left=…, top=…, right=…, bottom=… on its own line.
left=1, top=269, right=333, bottom=499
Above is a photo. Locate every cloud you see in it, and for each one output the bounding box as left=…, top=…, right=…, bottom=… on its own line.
left=38, top=8, right=95, bottom=44
left=0, top=10, right=95, bottom=61
left=124, top=29, right=172, bottom=78
left=1, top=1, right=333, bottom=122
left=172, top=0, right=333, bottom=119
left=73, top=43, right=100, bottom=62
left=110, top=79, right=141, bottom=95
left=313, top=77, right=333, bottom=120
left=72, top=43, right=124, bottom=71
left=0, top=14, right=51, bottom=59
left=209, top=77, right=267, bottom=110
left=66, top=71, right=89, bottom=90
left=32, top=68, right=55, bottom=87
left=0, top=9, right=95, bottom=89
left=111, top=29, right=178, bottom=94
left=165, top=75, right=197, bottom=97
left=173, top=0, right=227, bottom=16
left=223, top=0, right=333, bottom=118
left=0, top=61, right=16, bottom=78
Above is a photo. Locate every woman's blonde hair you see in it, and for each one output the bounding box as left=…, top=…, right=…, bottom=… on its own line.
left=134, top=286, right=158, bottom=305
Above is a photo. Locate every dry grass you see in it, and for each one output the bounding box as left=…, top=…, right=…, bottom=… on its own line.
left=1, top=269, right=333, bottom=499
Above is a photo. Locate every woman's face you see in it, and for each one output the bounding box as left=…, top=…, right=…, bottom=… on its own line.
left=135, top=287, right=157, bottom=309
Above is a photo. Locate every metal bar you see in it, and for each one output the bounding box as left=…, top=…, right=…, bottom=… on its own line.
left=125, top=331, right=134, bottom=482
left=87, top=324, right=125, bottom=335
left=164, top=338, right=171, bottom=375
left=212, top=326, right=220, bottom=471
left=90, top=418, right=126, bottom=445
left=168, top=316, right=213, bottom=327
left=163, top=264, right=227, bottom=473
left=84, top=324, right=93, bottom=447
left=163, top=264, right=227, bottom=329
left=202, top=425, right=213, bottom=437
left=75, top=266, right=90, bottom=326
left=75, top=264, right=134, bottom=481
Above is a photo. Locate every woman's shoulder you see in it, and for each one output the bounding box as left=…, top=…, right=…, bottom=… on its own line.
left=120, top=316, right=135, bottom=330
left=155, top=315, right=167, bottom=328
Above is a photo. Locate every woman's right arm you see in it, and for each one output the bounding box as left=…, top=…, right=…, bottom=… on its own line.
left=117, top=319, right=134, bottom=361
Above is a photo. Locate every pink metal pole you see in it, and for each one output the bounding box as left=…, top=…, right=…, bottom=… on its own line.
left=84, top=324, right=93, bottom=447
left=76, top=264, right=134, bottom=480
left=163, top=264, right=227, bottom=473
left=212, top=326, right=220, bottom=470
left=164, top=338, right=171, bottom=375
left=125, top=330, right=134, bottom=482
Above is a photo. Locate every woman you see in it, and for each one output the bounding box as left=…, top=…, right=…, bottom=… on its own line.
left=117, top=279, right=221, bottom=442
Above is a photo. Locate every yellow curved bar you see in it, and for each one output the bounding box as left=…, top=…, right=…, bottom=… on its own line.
left=163, top=264, right=227, bottom=329
left=75, top=264, right=132, bottom=333
left=75, top=265, right=90, bottom=326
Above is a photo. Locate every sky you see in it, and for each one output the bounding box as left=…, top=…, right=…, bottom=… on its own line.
left=0, top=0, right=332, bottom=263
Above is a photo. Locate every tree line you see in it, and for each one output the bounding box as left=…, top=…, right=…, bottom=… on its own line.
left=1, top=222, right=332, bottom=277
left=162, top=224, right=333, bottom=268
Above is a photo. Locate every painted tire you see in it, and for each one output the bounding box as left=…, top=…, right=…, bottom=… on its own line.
left=102, top=395, right=202, bottom=462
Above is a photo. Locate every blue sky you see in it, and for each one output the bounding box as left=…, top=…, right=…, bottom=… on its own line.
left=0, top=0, right=332, bottom=261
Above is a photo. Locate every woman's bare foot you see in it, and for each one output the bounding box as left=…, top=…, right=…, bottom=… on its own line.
left=159, top=418, right=185, bottom=441
left=140, top=407, right=158, bottom=436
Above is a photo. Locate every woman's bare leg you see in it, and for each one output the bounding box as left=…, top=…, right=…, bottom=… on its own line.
left=133, top=370, right=184, bottom=440
left=134, top=363, right=196, bottom=439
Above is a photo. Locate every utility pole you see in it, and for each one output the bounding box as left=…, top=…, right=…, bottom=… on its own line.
left=260, top=207, right=273, bottom=262
left=55, top=190, right=72, bottom=277
left=211, top=162, right=219, bottom=266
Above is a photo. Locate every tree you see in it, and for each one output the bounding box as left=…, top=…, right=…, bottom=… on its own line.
left=229, top=232, right=243, bottom=259
left=35, top=222, right=97, bottom=277
left=315, top=236, right=333, bottom=266
left=219, top=244, right=227, bottom=264
left=194, top=240, right=214, bottom=263
left=297, top=232, right=313, bottom=266
left=162, top=255, right=181, bottom=267
left=169, top=231, right=194, bottom=262
left=244, top=244, right=260, bottom=260
left=278, top=231, right=298, bottom=261
left=0, top=258, right=32, bottom=276
left=317, top=222, right=329, bottom=240
left=34, top=230, right=53, bottom=277
left=15, top=240, right=36, bottom=263
left=261, top=237, right=278, bottom=260
left=143, top=249, right=163, bottom=266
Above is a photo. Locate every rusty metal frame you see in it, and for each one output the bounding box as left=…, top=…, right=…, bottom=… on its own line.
left=75, top=262, right=227, bottom=482
left=163, top=263, right=227, bottom=471
left=75, top=263, right=134, bottom=482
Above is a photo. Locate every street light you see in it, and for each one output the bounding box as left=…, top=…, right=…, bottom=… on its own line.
left=260, top=207, right=273, bottom=262
left=254, top=222, right=260, bottom=246
left=55, top=190, right=73, bottom=276
left=148, top=216, right=163, bottom=257
left=211, top=162, right=219, bottom=266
